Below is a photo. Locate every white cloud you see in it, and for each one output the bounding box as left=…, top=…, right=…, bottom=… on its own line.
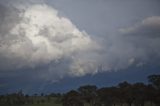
left=0, top=3, right=97, bottom=78
left=1, top=0, right=160, bottom=82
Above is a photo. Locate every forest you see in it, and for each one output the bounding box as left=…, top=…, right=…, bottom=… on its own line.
left=0, top=74, right=160, bottom=106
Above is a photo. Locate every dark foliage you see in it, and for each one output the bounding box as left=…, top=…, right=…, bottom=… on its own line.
left=0, top=74, right=160, bottom=106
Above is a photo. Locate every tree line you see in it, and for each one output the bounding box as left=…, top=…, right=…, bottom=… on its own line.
left=0, top=74, right=160, bottom=106
left=63, top=74, right=160, bottom=106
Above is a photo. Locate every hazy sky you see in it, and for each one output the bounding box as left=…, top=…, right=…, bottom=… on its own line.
left=0, top=0, right=160, bottom=94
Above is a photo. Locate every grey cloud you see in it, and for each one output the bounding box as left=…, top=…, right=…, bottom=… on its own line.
left=121, top=16, right=160, bottom=38
left=104, top=16, right=160, bottom=70
left=0, top=0, right=160, bottom=83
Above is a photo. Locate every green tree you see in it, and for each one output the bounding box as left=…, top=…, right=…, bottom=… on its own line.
left=118, top=81, right=134, bottom=106
left=148, top=74, right=160, bottom=90
left=132, top=83, right=147, bottom=106
left=62, top=90, right=84, bottom=106
left=97, top=87, right=118, bottom=106
left=148, top=75, right=160, bottom=106
left=78, top=85, right=97, bottom=106
left=145, top=84, right=156, bottom=106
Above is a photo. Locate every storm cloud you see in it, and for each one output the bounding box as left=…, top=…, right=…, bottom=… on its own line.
left=0, top=1, right=98, bottom=79
left=0, top=0, right=160, bottom=84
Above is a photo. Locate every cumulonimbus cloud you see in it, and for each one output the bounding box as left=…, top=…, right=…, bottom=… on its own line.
left=0, top=0, right=160, bottom=83
left=0, top=2, right=98, bottom=78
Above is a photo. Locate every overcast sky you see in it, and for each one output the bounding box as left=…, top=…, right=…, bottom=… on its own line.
left=0, top=0, right=160, bottom=94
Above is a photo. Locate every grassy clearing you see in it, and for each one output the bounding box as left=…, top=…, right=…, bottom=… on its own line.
left=23, top=103, right=90, bottom=106
left=23, top=102, right=62, bottom=106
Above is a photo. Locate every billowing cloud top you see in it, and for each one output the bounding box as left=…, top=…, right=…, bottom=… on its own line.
left=0, top=0, right=160, bottom=84
left=0, top=1, right=98, bottom=79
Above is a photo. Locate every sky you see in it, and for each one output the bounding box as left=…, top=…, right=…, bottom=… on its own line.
left=0, top=0, right=160, bottom=94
